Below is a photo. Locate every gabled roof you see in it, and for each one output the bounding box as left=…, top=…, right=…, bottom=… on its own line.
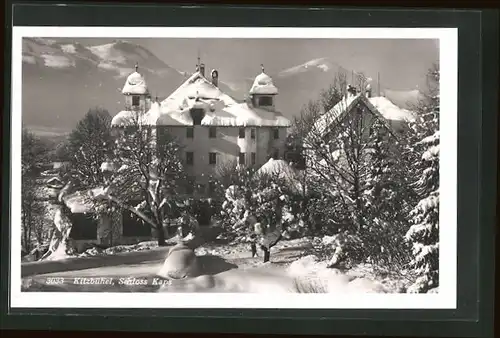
left=306, top=94, right=413, bottom=145
left=162, top=71, right=237, bottom=111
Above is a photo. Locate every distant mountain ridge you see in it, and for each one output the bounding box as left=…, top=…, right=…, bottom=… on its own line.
left=22, top=39, right=421, bottom=134
left=22, top=38, right=238, bottom=132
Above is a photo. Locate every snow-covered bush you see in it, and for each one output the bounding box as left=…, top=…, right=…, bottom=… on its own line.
left=219, top=165, right=306, bottom=243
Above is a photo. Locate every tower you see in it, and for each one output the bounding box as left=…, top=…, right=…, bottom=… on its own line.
left=249, top=64, right=278, bottom=111
left=122, top=63, right=151, bottom=112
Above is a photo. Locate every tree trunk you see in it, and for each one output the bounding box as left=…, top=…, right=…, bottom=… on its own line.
left=262, top=247, right=270, bottom=263
left=156, top=226, right=166, bottom=246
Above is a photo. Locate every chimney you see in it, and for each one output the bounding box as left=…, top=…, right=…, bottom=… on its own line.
left=365, top=83, right=372, bottom=98
left=347, top=84, right=357, bottom=98
left=200, top=63, right=206, bottom=77
left=211, top=69, right=219, bottom=87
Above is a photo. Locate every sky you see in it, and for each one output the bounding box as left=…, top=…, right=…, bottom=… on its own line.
left=23, top=37, right=439, bottom=135
left=71, top=38, right=439, bottom=91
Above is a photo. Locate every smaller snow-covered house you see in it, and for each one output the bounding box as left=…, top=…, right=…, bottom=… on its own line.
left=305, top=84, right=415, bottom=148
left=111, top=62, right=291, bottom=193
left=301, top=84, right=415, bottom=176
left=61, top=187, right=153, bottom=249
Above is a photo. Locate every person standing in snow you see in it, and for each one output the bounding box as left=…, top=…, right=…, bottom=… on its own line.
left=251, top=221, right=266, bottom=258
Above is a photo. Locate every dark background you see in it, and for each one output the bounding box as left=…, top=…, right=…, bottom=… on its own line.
left=2, top=1, right=498, bottom=337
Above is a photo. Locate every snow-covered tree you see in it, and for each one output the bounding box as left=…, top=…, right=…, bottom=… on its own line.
left=66, top=107, right=113, bottom=188
left=21, top=128, right=48, bottom=253
left=219, top=165, right=304, bottom=262
left=91, top=111, right=190, bottom=246
left=292, top=72, right=413, bottom=269
left=405, top=64, right=440, bottom=293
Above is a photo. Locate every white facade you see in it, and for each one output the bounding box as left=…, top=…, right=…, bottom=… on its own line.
left=112, top=63, right=291, bottom=188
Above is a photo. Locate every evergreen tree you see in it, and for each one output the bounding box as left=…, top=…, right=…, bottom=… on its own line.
left=405, top=64, right=440, bottom=293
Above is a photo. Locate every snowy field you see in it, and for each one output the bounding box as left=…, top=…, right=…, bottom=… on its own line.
left=21, top=238, right=410, bottom=293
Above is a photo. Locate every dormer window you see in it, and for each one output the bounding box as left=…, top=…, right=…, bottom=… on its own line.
left=190, top=108, right=205, bottom=125
left=258, top=96, right=273, bottom=107
left=132, top=95, right=140, bottom=106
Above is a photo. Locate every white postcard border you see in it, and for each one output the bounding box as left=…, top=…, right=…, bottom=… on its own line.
left=10, top=26, right=457, bottom=309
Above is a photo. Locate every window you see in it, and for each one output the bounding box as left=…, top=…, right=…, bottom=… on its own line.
left=186, top=152, right=194, bottom=165
left=190, top=108, right=205, bottom=125
left=239, top=152, right=245, bottom=165
left=209, top=127, right=217, bottom=138
left=251, top=128, right=256, bottom=139
left=238, top=128, right=245, bottom=138
left=122, top=211, right=152, bottom=237
left=273, top=149, right=279, bottom=159
left=272, top=128, right=280, bottom=140
left=132, top=95, right=140, bottom=106
left=68, top=213, right=98, bottom=240
left=251, top=152, right=256, bottom=165
left=186, top=127, right=194, bottom=139
left=258, top=96, right=273, bottom=107
left=209, top=152, right=217, bottom=165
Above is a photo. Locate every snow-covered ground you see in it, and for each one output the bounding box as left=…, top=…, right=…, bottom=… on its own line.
left=22, top=237, right=411, bottom=293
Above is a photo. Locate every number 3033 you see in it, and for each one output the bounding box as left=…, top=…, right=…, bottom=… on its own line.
left=46, top=277, right=65, bottom=285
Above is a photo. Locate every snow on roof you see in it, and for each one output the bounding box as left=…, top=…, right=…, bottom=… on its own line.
left=306, top=94, right=412, bottom=144
left=201, top=103, right=291, bottom=127
left=63, top=190, right=94, bottom=213
left=368, top=96, right=415, bottom=122
left=258, top=158, right=295, bottom=176
left=111, top=110, right=143, bottom=126
left=113, top=71, right=289, bottom=128
left=46, top=177, right=65, bottom=189
left=63, top=187, right=110, bottom=214
left=122, top=71, right=148, bottom=95
left=249, top=72, right=278, bottom=95
left=162, top=72, right=237, bottom=110
left=46, top=177, right=63, bottom=185
left=257, top=158, right=304, bottom=192
left=309, top=94, right=359, bottom=140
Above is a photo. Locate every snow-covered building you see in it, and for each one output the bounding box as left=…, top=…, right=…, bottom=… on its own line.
left=111, top=62, right=290, bottom=192
left=305, top=84, right=415, bottom=148
left=60, top=186, right=153, bottom=248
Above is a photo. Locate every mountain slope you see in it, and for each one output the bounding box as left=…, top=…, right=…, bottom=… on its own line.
left=22, top=41, right=416, bottom=132
left=22, top=38, right=241, bottom=131
left=271, top=57, right=421, bottom=117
